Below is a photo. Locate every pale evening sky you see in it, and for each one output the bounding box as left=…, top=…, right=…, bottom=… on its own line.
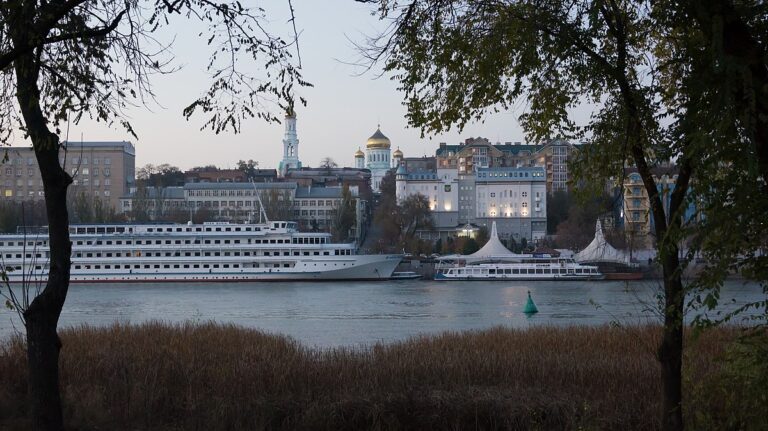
left=65, top=1, right=532, bottom=171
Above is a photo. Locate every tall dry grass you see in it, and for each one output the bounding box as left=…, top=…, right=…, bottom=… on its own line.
left=0, top=322, right=738, bottom=430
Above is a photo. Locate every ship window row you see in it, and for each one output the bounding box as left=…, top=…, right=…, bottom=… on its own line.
left=0, top=241, right=47, bottom=247
left=71, top=227, right=128, bottom=234
left=73, top=263, right=242, bottom=270
left=71, top=249, right=349, bottom=258
left=70, top=226, right=264, bottom=235
left=145, top=226, right=261, bottom=233
left=75, top=238, right=249, bottom=246
left=5, top=253, right=44, bottom=259
left=292, top=237, right=327, bottom=244
left=5, top=237, right=318, bottom=247
left=2, top=264, right=48, bottom=271
left=72, top=238, right=303, bottom=246
left=448, top=267, right=599, bottom=275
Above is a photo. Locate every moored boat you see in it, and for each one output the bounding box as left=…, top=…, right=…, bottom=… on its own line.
left=390, top=271, right=422, bottom=280
left=0, top=220, right=401, bottom=283
left=434, top=222, right=603, bottom=281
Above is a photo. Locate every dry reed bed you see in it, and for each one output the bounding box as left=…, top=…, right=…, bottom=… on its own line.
left=0, top=322, right=734, bottom=430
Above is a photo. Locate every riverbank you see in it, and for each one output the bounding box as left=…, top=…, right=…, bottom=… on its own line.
left=1, top=322, right=760, bottom=430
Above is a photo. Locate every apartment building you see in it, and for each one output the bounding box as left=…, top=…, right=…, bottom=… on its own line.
left=1, top=141, right=135, bottom=211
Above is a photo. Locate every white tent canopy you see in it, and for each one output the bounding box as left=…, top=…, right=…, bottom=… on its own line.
left=437, top=222, right=523, bottom=262
left=467, top=221, right=519, bottom=259
left=574, top=220, right=630, bottom=264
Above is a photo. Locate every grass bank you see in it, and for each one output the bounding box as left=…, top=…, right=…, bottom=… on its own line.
left=0, top=323, right=755, bottom=430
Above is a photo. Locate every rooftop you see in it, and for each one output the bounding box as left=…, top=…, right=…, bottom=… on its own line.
left=183, top=182, right=297, bottom=190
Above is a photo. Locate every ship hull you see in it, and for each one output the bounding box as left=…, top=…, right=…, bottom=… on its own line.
left=434, top=273, right=605, bottom=281
left=3, top=255, right=403, bottom=283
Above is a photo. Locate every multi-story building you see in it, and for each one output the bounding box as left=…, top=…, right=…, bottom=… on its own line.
left=283, top=167, right=373, bottom=202
left=1, top=141, right=135, bottom=211
left=119, top=186, right=187, bottom=220
left=396, top=152, right=547, bottom=242
left=621, top=165, right=697, bottom=249
left=121, top=182, right=367, bottom=241
left=182, top=182, right=296, bottom=222
left=435, top=137, right=574, bottom=193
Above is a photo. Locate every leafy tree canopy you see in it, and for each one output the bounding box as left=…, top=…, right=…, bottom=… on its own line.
left=361, top=1, right=768, bottom=429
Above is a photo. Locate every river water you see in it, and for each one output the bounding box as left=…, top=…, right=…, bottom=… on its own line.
left=1, top=279, right=763, bottom=347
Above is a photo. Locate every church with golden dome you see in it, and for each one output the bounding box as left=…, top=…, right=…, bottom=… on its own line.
left=353, top=127, right=402, bottom=192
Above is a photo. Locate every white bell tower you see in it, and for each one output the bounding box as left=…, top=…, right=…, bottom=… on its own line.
left=279, top=110, right=301, bottom=177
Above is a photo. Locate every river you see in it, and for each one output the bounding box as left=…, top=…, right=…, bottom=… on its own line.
left=1, top=279, right=763, bottom=347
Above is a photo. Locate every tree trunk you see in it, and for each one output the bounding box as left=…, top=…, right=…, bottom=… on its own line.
left=659, top=248, right=685, bottom=431
left=15, top=50, right=73, bottom=431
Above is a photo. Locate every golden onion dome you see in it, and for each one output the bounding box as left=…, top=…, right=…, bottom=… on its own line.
left=366, top=128, right=391, bottom=150
left=354, top=148, right=365, bottom=158
left=393, top=147, right=403, bottom=157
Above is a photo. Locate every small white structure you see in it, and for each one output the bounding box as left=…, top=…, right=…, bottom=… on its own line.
left=574, top=220, right=631, bottom=264
left=463, top=221, right=519, bottom=261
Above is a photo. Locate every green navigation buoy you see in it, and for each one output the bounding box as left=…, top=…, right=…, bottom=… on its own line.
left=523, top=291, right=538, bottom=314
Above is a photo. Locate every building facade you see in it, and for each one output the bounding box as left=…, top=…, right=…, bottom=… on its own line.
left=621, top=165, right=696, bottom=249
left=396, top=150, right=547, bottom=242
left=121, top=182, right=367, bottom=241
left=119, top=186, right=187, bottom=220
left=435, top=137, right=574, bottom=193
left=184, top=168, right=276, bottom=183
left=1, top=141, right=135, bottom=211
left=283, top=167, right=373, bottom=202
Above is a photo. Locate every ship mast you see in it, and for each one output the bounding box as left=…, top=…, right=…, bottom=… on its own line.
left=251, top=181, right=270, bottom=224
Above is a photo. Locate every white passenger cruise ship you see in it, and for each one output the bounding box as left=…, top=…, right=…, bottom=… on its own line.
left=435, top=223, right=603, bottom=281
left=0, top=221, right=402, bottom=283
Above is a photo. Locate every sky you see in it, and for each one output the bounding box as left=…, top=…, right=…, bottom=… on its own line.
left=65, top=0, right=530, bottom=171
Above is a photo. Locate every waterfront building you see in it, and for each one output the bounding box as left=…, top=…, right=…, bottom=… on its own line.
left=122, top=182, right=366, bottom=241
left=435, top=137, right=574, bottom=193
left=621, top=164, right=696, bottom=249
left=282, top=167, right=373, bottom=202
left=120, top=186, right=187, bottom=220
left=1, top=140, right=135, bottom=211
left=278, top=110, right=302, bottom=177
left=395, top=147, right=547, bottom=242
